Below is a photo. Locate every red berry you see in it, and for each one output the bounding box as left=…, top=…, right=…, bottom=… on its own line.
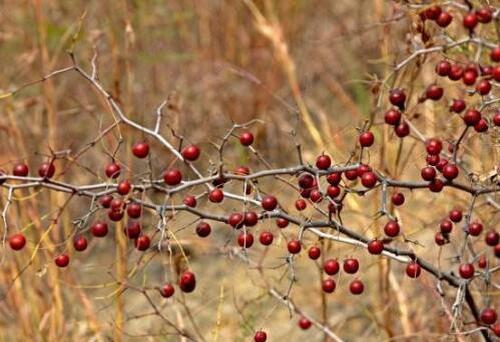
left=9, top=233, right=26, bottom=250
left=458, top=263, right=475, bottom=279
left=295, top=199, right=307, bottom=211
left=228, top=212, right=244, bottom=229
left=426, top=85, right=443, bottom=100
left=182, top=145, right=201, bottom=161
left=349, top=280, right=364, bottom=295
left=322, top=278, right=336, bottom=293
left=474, top=118, right=488, bottom=133
left=259, top=231, right=273, bottom=246
left=117, top=179, right=131, bottom=195
left=356, top=164, right=372, bottom=177
left=391, top=192, right=405, bottom=206
left=435, top=232, right=447, bottom=246
left=323, top=259, right=340, bottom=275
left=209, top=188, right=224, bottom=203
left=384, top=220, right=400, bottom=237
left=367, top=239, right=384, bottom=254
left=124, top=222, right=141, bottom=239
left=73, top=235, right=88, bottom=251
left=179, top=271, right=196, bottom=292
left=426, top=138, right=442, bottom=155
left=239, top=131, right=254, bottom=146
left=287, top=240, right=301, bottom=254
left=99, top=195, right=113, bottom=208
left=163, top=169, right=182, bottom=186
left=105, top=163, right=120, bottom=179
left=38, top=162, right=55, bottom=178
left=361, top=171, right=377, bottom=188
left=426, top=154, right=440, bottom=166
left=442, top=164, right=459, bottom=180
left=298, top=317, right=312, bottom=330
left=244, top=211, right=259, bottom=227
left=449, top=209, right=463, bottom=222
left=234, top=166, right=250, bottom=175
left=428, top=178, right=444, bottom=192
left=394, top=121, right=410, bottom=137
left=463, top=12, right=478, bottom=30
left=449, top=64, right=464, bottom=81
left=406, top=262, right=421, bottom=278
left=110, top=198, right=124, bottom=211
left=254, top=331, right=267, bottom=342
left=13, top=163, right=29, bottom=177
left=326, top=172, right=342, bottom=185
left=491, top=323, right=500, bottom=337
left=468, top=221, right=483, bottom=236
left=435, top=60, right=451, bottom=76
left=135, top=235, right=151, bottom=251
left=298, top=174, right=315, bottom=189
left=421, top=166, right=436, bottom=181
left=463, top=109, right=482, bottom=126
left=389, top=89, right=406, bottom=109
left=425, top=5, right=441, bottom=20
left=344, top=169, right=358, bottom=180
left=462, top=70, right=477, bottom=85
left=132, top=142, right=149, bottom=158
left=384, top=108, right=402, bottom=125
left=478, top=255, right=488, bottom=269
left=436, top=11, right=453, bottom=27
left=183, top=195, right=197, bottom=208
left=491, top=46, right=500, bottom=63
left=485, top=230, right=499, bottom=246
left=308, top=246, right=321, bottom=260
left=476, top=80, right=491, bottom=95
left=276, top=218, right=289, bottom=229
left=160, top=284, right=175, bottom=298
left=196, top=222, right=211, bottom=237
left=440, top=219, right=453, bottom=234
left=309, top=189, right=322, bottom=203
left=261, top=195, right=278, bottom=211
left=237, top=232, right=254, bottom=248
left=477, top=7, right=493, bottom=23
left=108, top=209, right=124, bottom=222
left=481, top=308, right=497, bottom=325
left=326, top=185, right=341, bottom=198
left=359, top=131, right=374, bottom=147
left=343, top=258, right=359, bottom=274
left=450, top=99, right=466, bottom=113
left=316, top=154, right=331, bottom=170
left=126, top=202, right=141, bottom=218
left=436, top=158, right=448, bottom=172
left=55, top=254, right=70, bottom=268
left=91, top=221, right=108, bottom=237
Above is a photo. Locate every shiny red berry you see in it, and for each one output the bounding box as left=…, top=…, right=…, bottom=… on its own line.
left=406, top=262, right=421, bottom=278
left=343, top=258, right=359, bottom=274
left=463, top=12, right=478, bottom=30
left=124, top=222, right=141, bottom=239
left=183, top=195, right=197, bottom=208
left=237, top=232, right=254, bottom=248
left=196, top=222, right=211, bottom=237
left=73, top=235, right=88, bottom=251
left=308, top=246, right=321, bottom=260
left=481, top=308, right=497, bottom=325
left=117, top=179, right=131, bottom=195
left=298, top=317, right=312, bottom=330
left=485, top=230, right=499, bottom=246
left=349, top=280, right=364, bottom=295
left=287, top=240, right=301, bottom=254
left=391, top=192, right=405, bottom=206
left=135, top=235, right=151, bottom=251
left=458, top=263, right=475, bottom=279
left=468, top=221, right=483, bottom=236
left=132, top=142, right=149, bottom=158
left=259, top=231, right=273, bottom=246
left=450, top=99, right=466, bottom=113
left=160, top=284, right=175, bottom=298
left=261, top=195, right=278, bottom=211
left=426, top=85, right=443, bottom=100
left=105, top=163, right=121, bottom=179
left=254, top=331, right=267, bottom=342
left=13, top=163, right=29, bottom=177
left=9, top=233, right=26, bottom=250
left=442, top=164, right=459, bottom=180
left=323, top=259, right=340, bottom=275
left=316, top=154, right=331, bottom=170
left=367, top=239, right=384, bottom=254
left=384, top=108, right=401, bottom=125
left=163, top=169, right=182, bottom=186
left=239, top=131, right=254, bottom=146
left=179, top=271, right=196, bottom=292
left=182, top=145, right=201, bottom=161
left=322, top=278, right=336, bottom=293
left=91, top=221, right=108, bottom=237
left=38, top=162, right=55, bottom=178
left=384, top=220, right=400, bottom=237
left=55, top=254, right=70, bottom=268
left=209, top=188, right=224, bottom=203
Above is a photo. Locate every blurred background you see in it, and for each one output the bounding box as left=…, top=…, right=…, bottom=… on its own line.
left=0, top=1, right=498, bottom=341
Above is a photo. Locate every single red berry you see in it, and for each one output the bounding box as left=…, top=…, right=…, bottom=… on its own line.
left=73, top=235, right=88, bottom=252
left=463, top=12, right=478, bottom=30
left=259, top=231, right=273, bottom=246
left=349, top=280, right=364, bottom=295
left=344, top=169, right=358, bottom=180
left=361, top=171, right=377, bottom=188
left=160, top=284, right=175, bottom=298
left=449, top=209, right=463, bottom=222
left=485, top=230, right=499, bottom=246
left=326, top=172, right=342, bottom=185
left=9, top=233, right=26, bottom=250
left=384, top=220, right=400, bottom=237
left=105, top=163, right=120, bottom=179
left=316, top=154, right=331, bottom=170
left=99, top=195, right=113, bottom=208
left=481, top=308, right=498, bottom=325
left=254, top=331, right=267, bottom=342
left=295, top=199, right=307, bottom=211
left=462, top=70, right=477, bottom=86
left=389, top=89, right=406, bottom=109
left=384, top=108, right=402, bottom=125
left=276, top=218, right=289, bottom=229
left=243, top=211, right=259, bottom=227
left=436, top=11, right=453, bottom=27
left=478, top=255, right=488, bottom=269
left=440, top=219, right=453, bottom=234
left=117, top=179, right=131, bottom=195
left=228, top=212, right=244, bottom=229
left=135, top=235, right=151, bottom=251
left=55, top=254, right=70, bottom=268
left=356, top=164, right=372, bottom=178
left=468, top=221, right=483, bottom=236
left=38, top=162, right=55, bottom=178
left=237, top=232, right=254, bottom=248
left=239, top=131, right=254, bottom=146
left=421, top=166, right=437, bottom=181
left=442, top=164, right=459, bottom=180
left=436, top=158, right=449, bottom=172
left=261, top=195, right=278, bottom=211
left=298, top=317, right=312, bottom=330
left=426, top=85, right=443, bottom=100
left=391, top=192, right=405, bottom=206
left=110, top=198, right=124, bottom=211
left=308, top=246, right=321, bottom=260
left=394, top=121, right=410, bottom=137
left=325, top=185, right=340, bottom=199
left=108, top=209, right=124, bottom=222
left=450, top=99, right=466, bottom=113
left=183, top=195, right=197, bottom=208
left=426, top=138, right=442, bottom=155
left=124, top=222, right=141, bottom=239
left=367, top=239, right=384, bottom=254
left=477, top=7, right=493, bottom=23
left=196, top=222, right=211, bottom=238
left=323, top=259, right=340, bottom=275
left=163, top=169, right=182, bottom=186
left=476, top=80, right=491, bottom=95
left=458, top=263, right=475, bottom=279
left=298, top=174, right=315, bottom=189
left=322, top=278, right=336, bottom=293
left=406, top=262, right=421, bottom=278
left=435, top=232, right=447, bottom=246
left=309, top=189, right=323, bottom=203
left=424, top=5, right=441, bottom=20
left=132, top=142, right=149, bottom=158
left=491, top=46, right=500, bottom=63
left=13, top=163, right=29, bottom=177
left=182, top=144, right=201, bottom=161
left=209, top=188, right=224, bottom=203
left=474, top=118, right=488, bottom=133
left=179, top=271, right=196, bottom=292
left=428, top=178, right=444, bottom=192
left=343, top=258, right=359, bottom=274
left=449, top=64, right=464, bottom=81
left=436, top=60, right=451, bottom=76
left=234, top=166, right=250, bottom=175
left=494, top=112, right=500, bottom=126
left=287, top=240, right=301, bottom=254
left=359, top=131, right=374, bottom=148
left=91, top=221, right=108, bottom=237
